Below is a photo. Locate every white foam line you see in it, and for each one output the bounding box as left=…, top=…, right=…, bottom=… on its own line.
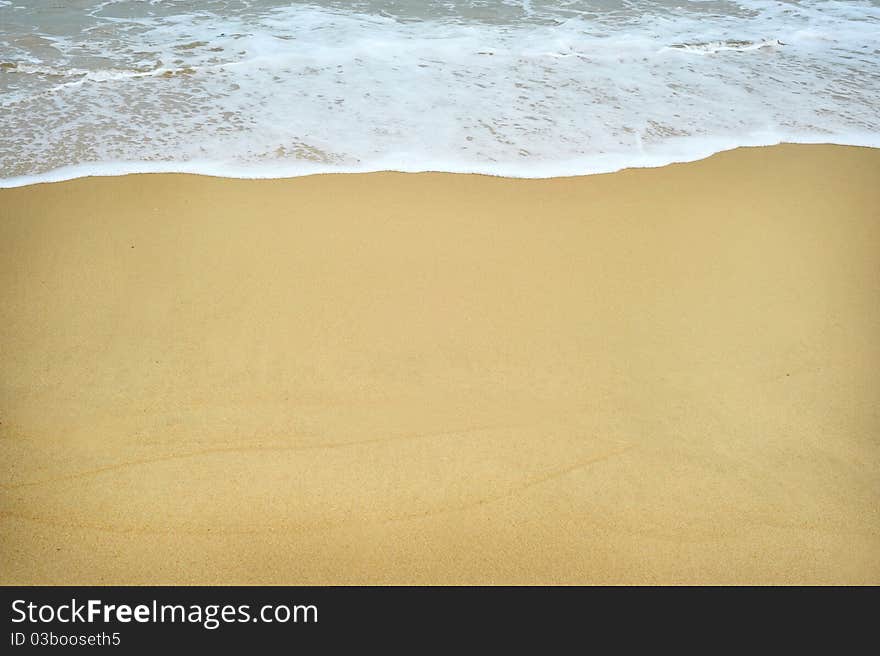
left=2, top=134, right=880, bottom=189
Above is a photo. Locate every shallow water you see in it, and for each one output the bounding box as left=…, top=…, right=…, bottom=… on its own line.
left=1, top=0, right=879, bottom=184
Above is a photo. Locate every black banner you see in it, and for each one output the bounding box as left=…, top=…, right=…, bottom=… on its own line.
left=0, top=586, right=871, bottom=651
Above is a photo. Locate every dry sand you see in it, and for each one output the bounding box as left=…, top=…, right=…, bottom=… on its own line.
left=1, top=143, right=878, bottom=584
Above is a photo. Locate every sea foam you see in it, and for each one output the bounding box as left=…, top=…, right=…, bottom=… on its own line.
left=1, top=0, right=879, bottom=186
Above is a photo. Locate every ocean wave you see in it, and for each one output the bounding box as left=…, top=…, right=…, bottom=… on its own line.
left=1, top=0, right=879, bottom=182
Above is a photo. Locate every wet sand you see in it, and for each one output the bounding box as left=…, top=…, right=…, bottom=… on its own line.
left=1, top=144, right=878, bottom=584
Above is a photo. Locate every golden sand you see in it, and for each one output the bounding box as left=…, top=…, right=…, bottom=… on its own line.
left=1, top=144, right=878, bottom=584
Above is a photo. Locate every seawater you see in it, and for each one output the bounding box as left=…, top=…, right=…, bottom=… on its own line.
left=1, top=0, right=879, bottom=186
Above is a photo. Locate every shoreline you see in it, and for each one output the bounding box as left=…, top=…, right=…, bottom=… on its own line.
left=1, top=143, right=878, bottom=584
left=3, top=137, right=880, bottom=190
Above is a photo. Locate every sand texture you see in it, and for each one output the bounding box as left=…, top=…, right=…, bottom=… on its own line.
left=1, top=144, right=878, bottom=584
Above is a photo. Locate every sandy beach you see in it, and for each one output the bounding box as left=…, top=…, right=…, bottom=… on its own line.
left=1, top=143, right=878, bottom=584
